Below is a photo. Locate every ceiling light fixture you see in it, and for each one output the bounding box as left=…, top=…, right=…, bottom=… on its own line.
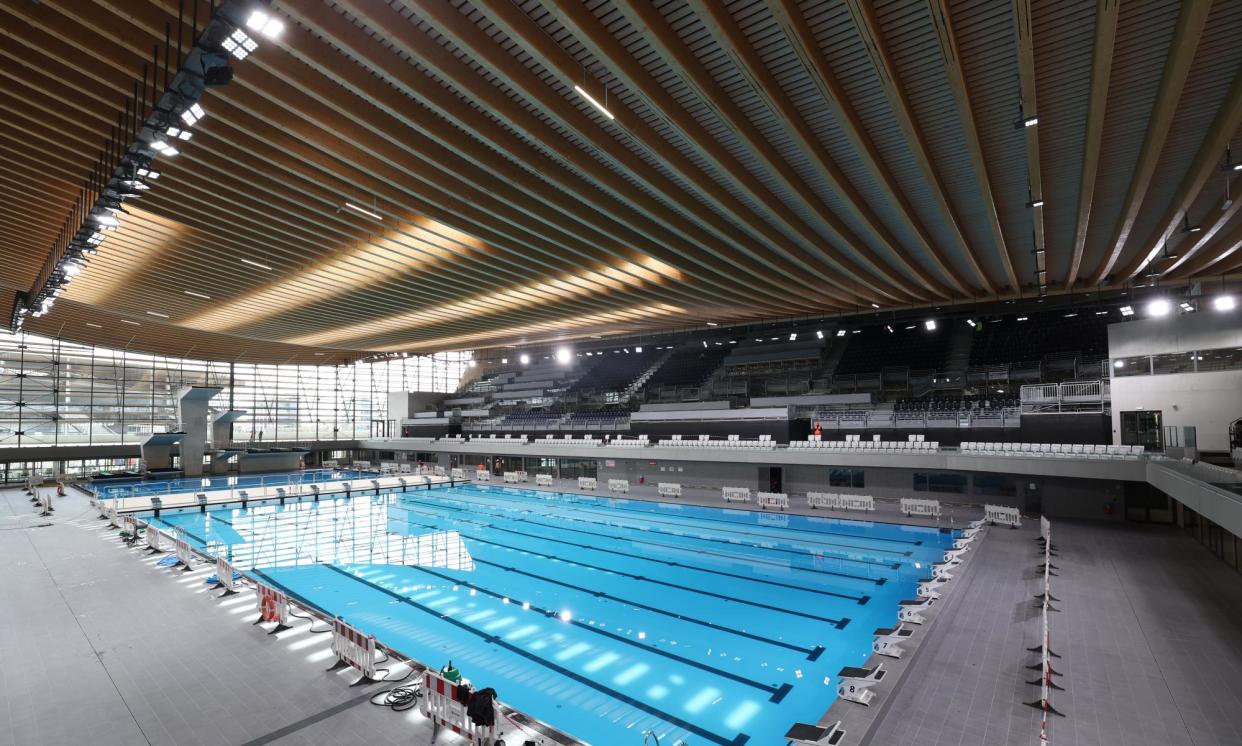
left=1213, top=295, right=1236, bottom=311
left=245, top=10, right=285, bottom=39
left=836, top=330, right=846, bottom=337
left=344, top=202, right=383, bottom=220
left=1016, top=316, right=1029, bottom=321
left=1119, top=305, right=1134, bottom=317
left=519, top=353, right=530, bottom=365
left=85, top=322, right=102, bottom=328
left=573, top=84, right=615, bottom=120
left=924, top=319, right=937, bottom=331
left=815, top=330, right=824, bottom=339
left=121, top=319, right=140, bottom=326
left=1027, top=199, right=1044, bottom=208
left=240, top=258, right=272, bottom=270
left=222, top=28, right=259, bottom=60
left=555, top=347, right=571, bottom=365
left=1146, top=299, right=1171, bottom=317
left=789, top=332, right=797, bottom=341
left=146, top=311, right=169, bottom=318
left=1179, top=301, right=1195, bottom=313
left=184, top=290, right=210, bottom=299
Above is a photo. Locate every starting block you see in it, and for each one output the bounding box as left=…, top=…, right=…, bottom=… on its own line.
left=931, top=561, right=954, bottom=581
left=951, top=534, right=974, bottom=550
left=943, top=543, right=973, bottom=561
left=785, top=721, right=846, bottom=745
left=872, top=624, right=915, bottom=658
left=836, top=664, right=886, bottom=706
left=898, top=596, right=933, bottom=625
left=916, top=575, right=948, bottom=600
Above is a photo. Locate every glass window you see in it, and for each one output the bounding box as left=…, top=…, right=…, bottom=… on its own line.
left=1110, top=356, right=1150, bottom=377
left=829, top=468, right=864, bottom=488
left=974, top=474, right=1017, bottom=497
left=1151, top=352, right=1195, bottom=375
left=914, top=472, right=968, bottom=493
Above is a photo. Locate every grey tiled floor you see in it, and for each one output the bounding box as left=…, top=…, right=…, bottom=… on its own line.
left=863, top=520, right=1242, bottom=746
left=0, top=488, right=533, bottom=746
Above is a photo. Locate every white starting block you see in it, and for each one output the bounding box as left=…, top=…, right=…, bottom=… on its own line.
left=943, top=547, right=969, bottom=565
left=836, top=664, right=886, bottom=706
left=984, top=503, right=1023, bottom=528
left=657, top=482, right=681, bottom=498
left=951, top=534, right=974, bottom=550
left=916, top=575, right=948, bottom=600
left=757, top=491, right=790, bottom=511
left=898, top=596, right=933, bottom=625
left=722, top=486, right=751, bottom=503
left=475, top=469, right=491, bottom=482
left=872, top=624, right=915, bottom=658
left=900, top=497, right=942, bottom=519
left=450, top=468, right=465, bottom=480
left=578, top=476, right=597, bottom=490
left=785, top=721, right=846, bottom=745
left=535, top=473, right=553, bottom=487
left=608, top=479, right=630, bottom=494
left=931, top=560, right=954, bottom=581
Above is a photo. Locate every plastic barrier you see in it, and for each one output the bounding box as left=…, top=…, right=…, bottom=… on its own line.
left=146, top=524, right=165, bottom=553
left=608, top=479, right=630, bottom=494
left=898, top=596, right=933, bottom=625
left=722, top=486, right=751, bottom=503
left=503, top=471, right=523, bottom=484
left=331, top=617, right=377, bottom=683
left=578, top=477, right=597, bottom=490
left=255, top=580, right=290, bottom=628
left=535, top=473, right=554, bottom=487
left=900, top=497, right=942, bottom=519
left=475, top=469, right=491, bottom=482
left=985, top=504, right=1023, bottom=528
left=757, top=491, right=789, bottom=511
left=658, top=482, right=681, bottom=498
left=174, top=533, right=194, bottom=571
left=872, top=624, right=915, bottom=659
left=420, top=669, right=498, bottom=743
left=807, top=492, right=874, bottom=511
left=836, top=664, right=886, bottom=706
left=451, top=468, right=465, bottom=480
left=323, top=459, right=339, bottom=469
left=215, top=556, right=239, bottom=596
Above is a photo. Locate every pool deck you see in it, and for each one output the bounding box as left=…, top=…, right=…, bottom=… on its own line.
left=5, top=484, right=1242, bottom=745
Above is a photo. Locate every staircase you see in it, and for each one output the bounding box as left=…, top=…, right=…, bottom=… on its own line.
left=811, top=338, right=849, bottom=392
left=943, top=323, right=975, bottom=381
left=622, top=347, right=675, bottom=399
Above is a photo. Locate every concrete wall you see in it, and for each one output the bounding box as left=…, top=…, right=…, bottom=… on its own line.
left=1110, top=369, right=1242, bottom=451
left=1108, top=312, right=1242, bottom=451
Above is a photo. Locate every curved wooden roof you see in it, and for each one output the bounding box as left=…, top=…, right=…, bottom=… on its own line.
left=3, top=0, right=1241, bottom=362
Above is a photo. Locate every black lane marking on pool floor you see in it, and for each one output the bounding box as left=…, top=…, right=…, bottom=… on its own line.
left=204, top=509, right=861, bottom=626
left=307, top=564, right=753, bottom=746
left=386, top=500, right=871, bottom=607
left=470, top=484, right=925, bottom=546
left=380, top=560, right=796, bottom=697
left=461, top=488, right=920, bottom=555
left=394, top=494, right=889, bottom=586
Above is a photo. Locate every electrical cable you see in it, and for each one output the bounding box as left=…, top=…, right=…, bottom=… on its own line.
left=287, top=608, right=332, bottom=633
left=368, top=664, right=423, bottom=710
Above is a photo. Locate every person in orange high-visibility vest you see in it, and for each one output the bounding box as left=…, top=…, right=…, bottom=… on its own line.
left=814, top=422, right=822, bottom=437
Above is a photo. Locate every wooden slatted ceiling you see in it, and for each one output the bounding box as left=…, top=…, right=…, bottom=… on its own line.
left=1, top=0, right=1241, bottom=364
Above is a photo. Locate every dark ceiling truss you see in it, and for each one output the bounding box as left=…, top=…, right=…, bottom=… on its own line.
left=0, top=0, right=1240, bottom=363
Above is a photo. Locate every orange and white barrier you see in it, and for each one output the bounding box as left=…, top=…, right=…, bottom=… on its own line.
left=331, top=618, right=377, bottom=682
left=146, top=524, right=165, bottom=553
left=420, top=670, right=498, bottom=743
left=119, top=513, right=138, bottom=537
left=722, top=486, right=751, bottom=503
left=900, top=497, right=942, bottom=519
left=757, top=491, right=789, bottom=511
left=985, top=503, right=1023, bottom=527
left=174, top=533, right=194, bottom=570
left=215, top=556, right=239, bottom=595
left=255, top=580, right=289, bottom=627
left=475, top=469, right=491, bottom=482
left=1026, top=517, right=1064, bottom=725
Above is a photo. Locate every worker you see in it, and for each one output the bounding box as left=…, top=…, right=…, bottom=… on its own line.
left=814, top=421, right=822, bottom=437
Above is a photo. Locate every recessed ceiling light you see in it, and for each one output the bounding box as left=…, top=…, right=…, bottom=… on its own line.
left=343, top=202, right=383, bottom=220
left=146, top=311, right=169, bottom=318
left=121, top=319, right=140, bottom=326
left=85, top=322, right=102, bottom=328
left=184, top=290, right=210, bottom=299
left=706, top=321, right=718, bottom=326
left=240, top=258, right=272, bottom=270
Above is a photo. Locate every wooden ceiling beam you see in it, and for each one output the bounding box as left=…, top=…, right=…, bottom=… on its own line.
left=1065, top=0, right=1118, bottom=289
left=845, top=0, right=996, bottom=294
left=1090, top=0, right=1210, bottom=285
left=280, top=0, right=831, bottom=317
left=1122, top=76, right=1242, bottom=281
left=374, top=0, right=869, bottom=308
left=1012, top=0, right=1044, bottom=292
left=1176, top=209, right=1242, bottom=278
left=769, top=0, right=972, bottom=296
left=557, top=0, right=927, bottom=304
left=927, top=0, right=1019, bottom=292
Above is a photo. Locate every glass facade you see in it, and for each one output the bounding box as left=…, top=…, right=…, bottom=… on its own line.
left=0, top=330, right=470, bottom=448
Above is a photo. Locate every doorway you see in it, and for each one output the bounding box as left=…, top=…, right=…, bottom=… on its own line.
left=1120, top=410, right=1162, bottom=451
left=761, top=466, right=783, bottom=493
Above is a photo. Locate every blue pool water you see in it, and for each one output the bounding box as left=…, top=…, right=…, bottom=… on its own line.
left=145, top=484, right=956, bottom=745
left=90, top=468, right=373, bottom=499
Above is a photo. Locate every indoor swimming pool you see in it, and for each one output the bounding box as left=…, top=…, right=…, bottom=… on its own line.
left=145, top=484, right=957, bottom=745
left=90, top=468, right=374, bottom=500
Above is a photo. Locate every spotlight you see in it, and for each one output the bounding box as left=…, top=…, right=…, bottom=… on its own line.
left=1113, top=360, right=1124, bottom=369
left=1027, top=199, right=1044, bottom=208
left=180, top=103, right=205, bottom=127
left=136, top=167, right=160, bottom=180
left=1146, top=299, right=1171, bottom=317
left=966, top=319, right=976, bottom=327
left=836, top=330, right=846, bottom=337
left=1016, top=316, right=1028, bottom=321
left=246, top=10, right=285, bottom=39
left=221, top=28, right=258, bottom=60
left=1213, top=295, right=1236, bottom=311
left=555, top=347, right=571, bottom=365
left=1119, top=305, right=1134, bottom=317
left=924, top=319, right=937, bottom=331
left=1063, top=312, right=1077, bottom=318
left=634, top=346, right=642, bottom=353
left=815, top=330, right=824, bottom=339
left=870, top=303, right=879, bottom=309
left=789, top=333, right=797, bottom=341
left=519, top=353, right=530, bottom=365
left=1179, top=301, right=1195, bottom=313
left=164, top=126, right=193, bottom=141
